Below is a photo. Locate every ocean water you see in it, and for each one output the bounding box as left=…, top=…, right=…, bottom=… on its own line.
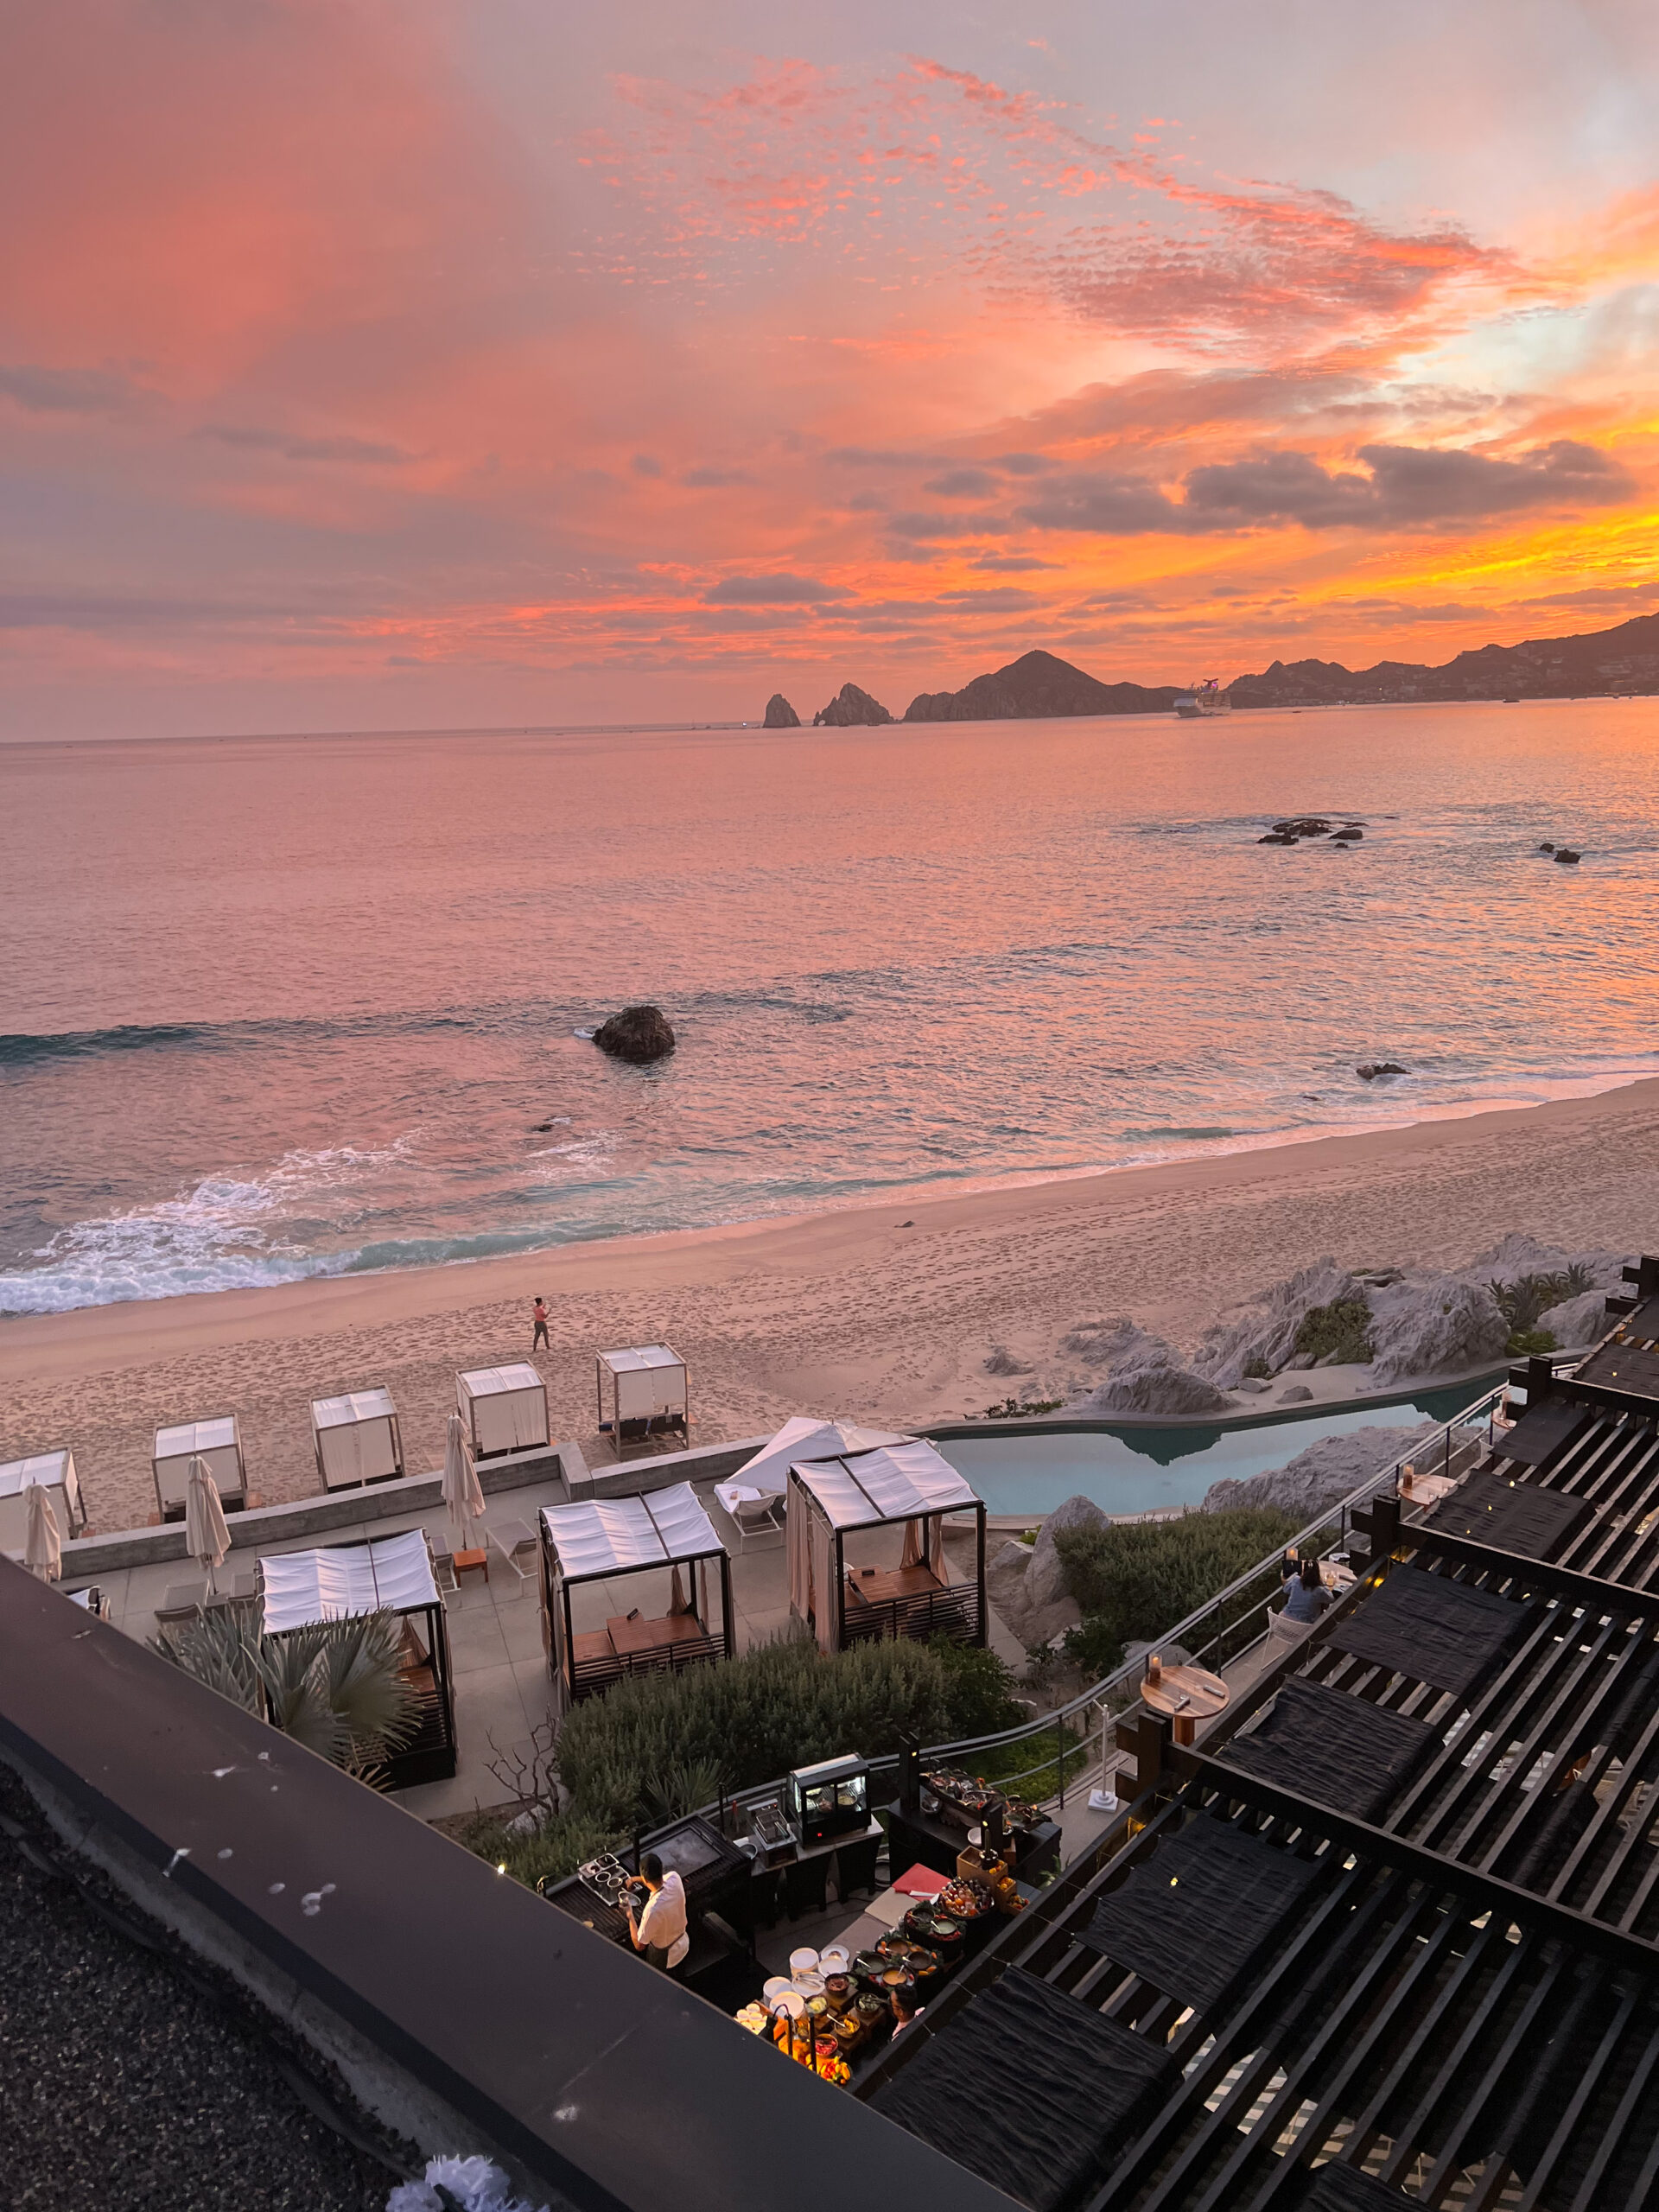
left=2, top=699, right=1656, bottom=1313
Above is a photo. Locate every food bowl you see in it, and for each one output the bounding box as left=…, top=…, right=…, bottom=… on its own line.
left=855, top=1991, right=887, bottom=2019
left=823, top=1974, right=852, bottom=2012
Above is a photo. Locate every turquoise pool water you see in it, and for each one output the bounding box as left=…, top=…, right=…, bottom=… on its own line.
left=932, top=1380, right=1495, bottom=1520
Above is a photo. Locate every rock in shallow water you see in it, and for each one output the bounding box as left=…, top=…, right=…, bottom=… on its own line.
left=593, top=1004, right=676, bottom=1063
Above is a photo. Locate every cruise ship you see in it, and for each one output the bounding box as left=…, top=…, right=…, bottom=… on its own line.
left=1173, top=677, right=1232, bottom=717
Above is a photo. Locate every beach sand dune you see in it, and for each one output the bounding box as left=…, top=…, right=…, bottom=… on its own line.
left=3, top=1082, right=1656, bottom=1536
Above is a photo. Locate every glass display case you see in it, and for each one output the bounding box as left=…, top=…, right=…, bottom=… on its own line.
left=787, top=1753, right=870, bottom=1848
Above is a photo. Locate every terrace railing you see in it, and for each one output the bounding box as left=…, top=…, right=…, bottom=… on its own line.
left=678, top=1385, right=1509, bottom=1840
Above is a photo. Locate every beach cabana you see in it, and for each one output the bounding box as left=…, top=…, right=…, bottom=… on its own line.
left=0, top=1452, right=86, bottom=1556
left=456, top=1364, right=549, bottom=1461
left=258, top=1529, right=456, bottom=1789
left=310, top=1388, right=405, bottom=1492
left=786, top=1440, right=987, bottom=1655
left=152, top=1418, right=246, bottom=1522
left=539, top=1482, right=732, bottom=1707
left=594, top=1344, right=688, bottom=1454
left=714, top=1416, right=906, bottom=1549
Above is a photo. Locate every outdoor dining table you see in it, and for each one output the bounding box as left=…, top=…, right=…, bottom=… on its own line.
left=606, top=1611, right=710, bottom=1658
left=844, top=1562, right=944, bottom=1607
left=1141, top=1662, right=1229, bottom=1745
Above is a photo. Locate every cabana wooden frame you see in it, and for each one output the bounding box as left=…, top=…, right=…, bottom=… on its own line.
left=257, top=1530, right=458, bottom=1790
left=786, top=1443, right=988, bottom=1654
left=538, top=1485, right=734, bottom=1706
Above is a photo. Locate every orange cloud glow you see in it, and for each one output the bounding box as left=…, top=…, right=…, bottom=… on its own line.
left=1, top=5, right=1656, bottom=735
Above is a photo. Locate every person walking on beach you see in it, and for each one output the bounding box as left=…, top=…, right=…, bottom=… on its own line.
left=531, top=1296, right=550, bottom=1351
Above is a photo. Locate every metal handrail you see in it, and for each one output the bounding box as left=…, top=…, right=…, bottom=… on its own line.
left=675, top=1385, right=1507, bottom=1836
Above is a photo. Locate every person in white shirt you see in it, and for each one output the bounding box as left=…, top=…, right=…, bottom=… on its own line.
left=625, top=1853, right=688, bottom=1972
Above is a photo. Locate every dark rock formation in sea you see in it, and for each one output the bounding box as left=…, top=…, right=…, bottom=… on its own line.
left=813, top=683, right=892, bottom=726
left=905, top=649, right=1179, bottom=723
left=763, top=693, right=800, bottom=728
left=1356, top=1062, right=1408, bottom=1080
left=1554, top=847, right=1582, bottom=863
left=1227, top=609, right=1659, bottom=709
left=593, top=1005, right=676, bottom=1063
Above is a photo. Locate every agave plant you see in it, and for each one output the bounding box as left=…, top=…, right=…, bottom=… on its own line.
left=639, top=1756, right=731, bottom=1829
left=154, top=1607, right=420, bottom=1779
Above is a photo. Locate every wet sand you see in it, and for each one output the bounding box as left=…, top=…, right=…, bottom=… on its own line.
left=4, top=1078, right=1656, bottom=1535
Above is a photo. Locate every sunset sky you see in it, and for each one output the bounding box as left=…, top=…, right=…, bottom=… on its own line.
left=5, top=1, right=1659, bottom=737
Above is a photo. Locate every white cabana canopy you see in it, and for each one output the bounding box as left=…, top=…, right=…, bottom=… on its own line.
left=153, top=1416, right=245, bottom=1516
left=722, top=1417, right=907, bottom=1503
left=313, top=1388, right=397, bottom=1430
left=788, top=1439, right=979, bottom=1530
left=260, top=1528, right=439, bottom=1635
left=540, top=1481, right=723, bottom=1583
left=0, top=1451, right=83, bottom=1554
left=457, top=1364, right=549, bottom=1458
left=311, top=1388, right=403, bottom=1490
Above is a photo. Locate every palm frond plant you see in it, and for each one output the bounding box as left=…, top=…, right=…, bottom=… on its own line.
left=153, top=1608, right=419, bottom=1780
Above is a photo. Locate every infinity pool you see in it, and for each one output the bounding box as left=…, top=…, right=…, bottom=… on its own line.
left=932, top=1379, right=1495, bottom=1520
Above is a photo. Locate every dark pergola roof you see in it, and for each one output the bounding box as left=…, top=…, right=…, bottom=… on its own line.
left=863, top=1259, right=1659, bottom=2210
left=870, top=1967, right=1176, bottom=2212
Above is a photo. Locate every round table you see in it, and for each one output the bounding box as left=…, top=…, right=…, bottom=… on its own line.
left=1141, top=1662, right=1229, bottom=1745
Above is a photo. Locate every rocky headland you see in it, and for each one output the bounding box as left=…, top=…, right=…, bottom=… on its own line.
left=760, top=608, right=1659, bottom=733
left=977, top=1231, right=1626, bottom=1421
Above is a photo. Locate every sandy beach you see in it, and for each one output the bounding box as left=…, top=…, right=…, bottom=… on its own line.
left=4, top=1079, right=1657, bottom=1536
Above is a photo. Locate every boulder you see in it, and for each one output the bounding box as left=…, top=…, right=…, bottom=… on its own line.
left=1234, top=1377, right=1272, bottom=1394
left=1064, top=1321, right=1233, bottom=1416
left=1365, top=1272, right=1507, bottom=1384
left=1458, top=1233, right=1624, bottom=1290
left=1539, top=842, right=1555, bottom=854
left=1331, top=826, right=1363, bottom=842
left=1192, top=1259, right=1363, bottom=1389
left=1279, top=1384, right=1313, bottom=1402
left=1202, top=1422, right=1436, bottom=1517
left=984, top=1344, right=1033, bottom=1376
left=593, top=1005, right=676, bottom=1063
left=763, top=693, right=800, bottom=728
left=1554, top=849, right=1582, bottom=864
left=1025, top=1495, right=1109, bottom=1612
left=1356, top=1062, right=1408, bottom=1080
left=1273, top=817, right=1334, bottom=837
left=1258, top=831, right=1299, bottom=845
left=986, top=1529, right=1084, bottom=1649
left=813, top=683, right=893, bottom=728
left=1536, top=1288, right=1613, bottom=1349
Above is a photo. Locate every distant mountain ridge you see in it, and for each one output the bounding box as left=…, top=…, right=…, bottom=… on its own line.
left=761, top=607, right=1659, bottom=731
left=904, top=648, right=1179, bottom=721
left=1226, top=608, right=1659, bottom=707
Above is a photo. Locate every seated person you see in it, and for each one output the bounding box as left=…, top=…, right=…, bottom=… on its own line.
left=1280, top=1552, right=1334, bottom=1625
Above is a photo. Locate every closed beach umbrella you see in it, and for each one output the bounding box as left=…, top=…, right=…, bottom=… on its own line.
left=443, top=1411, right=485, bottom=1553
left=24, top=1481, right=62, bottom=1584
left=185, top=1453, right=232, bottom=1595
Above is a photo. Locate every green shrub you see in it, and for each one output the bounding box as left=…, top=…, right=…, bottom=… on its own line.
left=1490, top=1267, right=1592, bottom=1336
left=1055, top=1506, right=1303, bottom=1654
left=1061, top=1616, right=1126, bottom=1681
left=1243, top=1354, right=1274, bottom=1381
left=458, top=1809, right=625, bottom=1891
left=555, top=1633, right=958, bottom=1828
left=1506, top=1327, right=1558, bottom=1357
left=1293, top=1298, right=1375, bottom=1365
left=925, top=1636, right=1024, bottom=1738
